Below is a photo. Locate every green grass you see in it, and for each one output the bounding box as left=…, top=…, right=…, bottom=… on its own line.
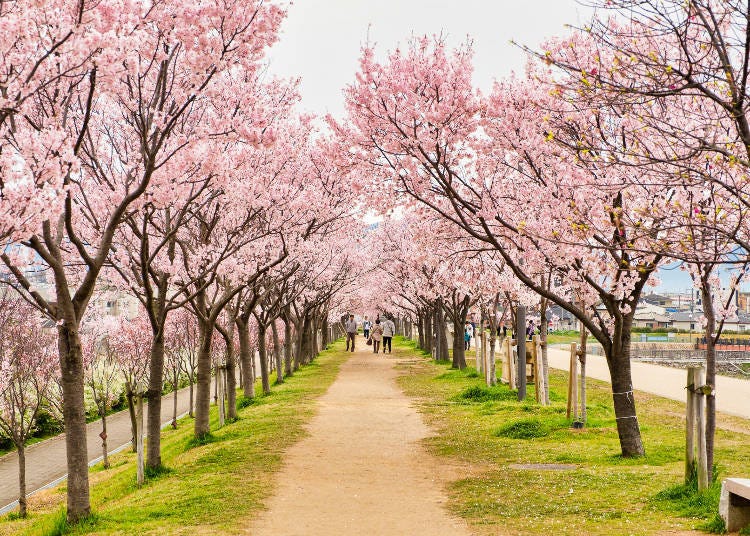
left=394, top=338, right=750, bottom=536
left=0, top=341, right=350, bottom=536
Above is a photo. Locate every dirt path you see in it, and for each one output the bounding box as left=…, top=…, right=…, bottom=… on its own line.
left=0, top=384, right=195, bottom=513
left=248, top=343, right=472, bottom=536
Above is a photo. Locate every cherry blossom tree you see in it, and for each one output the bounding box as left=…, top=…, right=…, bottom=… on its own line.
left=534, top=0, right=750, bottom=476
left=339, top=37, right=680, bottom=456
left=81, top=313, right=121, bottom=470
left=107, top=309, right=151, bottom=487
left=0, top=288, right=57, bottom=517
left=1, top=0, right=287, bottom=519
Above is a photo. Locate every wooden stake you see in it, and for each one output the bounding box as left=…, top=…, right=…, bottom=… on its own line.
left=567, top=343, right=578, bottom=420
left=509, top=337, right=516, bottom=390
left=533, top=336, right=546, bottom=404
left=695, top=366, right=709, bottom=491
left=685, top=367, right=696, bottom=484
left=482, top=328, right=490, bottom=386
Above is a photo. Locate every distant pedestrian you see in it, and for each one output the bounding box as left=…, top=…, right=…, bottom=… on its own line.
left=465, top=321, right=474, bottom=349
left=363, top=316, right=372, bottom=339
left=370, top=319, right=384, bottom=353
left=344, top=314, right=357, bottom=352
left=526, top=320, right=534, bottom=340
left=382, top=316, right=396, bottom=353
left=464, top=326, right=470, bottom=350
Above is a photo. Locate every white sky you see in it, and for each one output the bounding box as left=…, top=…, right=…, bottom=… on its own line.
left=267, top=0, right=595, bottom=118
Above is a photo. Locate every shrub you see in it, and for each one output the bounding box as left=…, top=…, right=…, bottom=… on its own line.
left=494, top=418, right=549, bottom=439
left=34, top=407, right=64, bottom=437
left=237, top=396, right=256, bottom=409
left=456, top=385, right=515, bottom=403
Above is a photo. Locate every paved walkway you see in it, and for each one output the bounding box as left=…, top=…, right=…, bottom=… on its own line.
left=0, top=385, right=195, bottom=512
left=547, top=347, right=750, bottom=419
left=248, top=345, right=471, bottom=535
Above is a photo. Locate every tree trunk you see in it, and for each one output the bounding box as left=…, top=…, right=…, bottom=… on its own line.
left=217, top=365, right=225, bottom=428
left=189, top=379, right=194, bottom=418
left=127, top=389, right=137, bottom=452
left=606, top=320, right=645, bottom=457
left=194, top=318, right=214, bottom=438
left=283, top=316, right=293, bottom=377
left=300, top=314, right=313, bottom=366
left=17, top=443, right=26, bottom=517
left=436, top=304, right=449, bottom=362
left=225, top=320, right=238, bottom=420
left=321, top=315, right=330, bottom=349
left=539, top=290, right=550, bottom=405
left=146, top=331, right=165, bottom=470
left=701, top=281, right=716, bottom=482
left=271, top=321, right=284, bottom=384
left=102, top=411, right=110, bottom=469
left=580, top=323, right=588, bottom=424
left=172, top=367, right=179, bottom=428
left=136, top=394, right=144, bottom=486
left=57, top=323, right=91, bottom=522
left=417, top=312, right=425, bottom=349
left=293, top=319, right=304, bottom=371
left=424, top=307, right=433, bottom=355
left=310, top=313, right=320, bottom=358
left=258, top=324, right=271, bottom=395
left=450, top=298, right=469, bottom=369
left=237, top=316, right=255, bottom=398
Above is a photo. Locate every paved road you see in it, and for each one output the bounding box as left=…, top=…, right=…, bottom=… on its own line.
left=547, top=346, right=750, bottom=419
left=0, top=384, right=195, bottom=512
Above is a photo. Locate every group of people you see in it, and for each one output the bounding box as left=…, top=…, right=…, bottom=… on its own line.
left=343, top=314, right=396, bottom=354
left=462, top=319, right=538, bottom=349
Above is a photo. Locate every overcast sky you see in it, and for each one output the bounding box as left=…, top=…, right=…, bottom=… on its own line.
left=267, top=0, right=595, bottom=117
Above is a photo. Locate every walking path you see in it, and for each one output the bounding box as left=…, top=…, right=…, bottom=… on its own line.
left=0, top=385, right=195, bottom=513
left=248, top=344, right=471, bottom=536
left=547, top=347, right=750, bottom=419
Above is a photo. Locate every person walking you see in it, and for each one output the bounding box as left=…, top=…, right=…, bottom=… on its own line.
left=465, top=321, right=474, bottom=350
left=382, top=316, right=396, bottom=353
left=363, top=316, right=372, bottom=339
left=370, top=319, right=384, bottom=354
left=526, top=320, right=535, bottom=340
left=344, top=314, right=357, bottom=352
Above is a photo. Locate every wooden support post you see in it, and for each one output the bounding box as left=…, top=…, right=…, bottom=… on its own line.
left=488, top=328, right=492, bottom=387
left=475, top=326, right=482, bottom=373
left=507, top=337, right=516, bottom=390
left=567, top=343, right=578, bottom=420
left=695, top=366, right=709, bottom=491
left=686, top=367, right=696, bottom=484
left=533, top=335, right=546, bottom=404
left=488, top=334, right=497, bottom=386
left=501, top=337, right=510, bottom=384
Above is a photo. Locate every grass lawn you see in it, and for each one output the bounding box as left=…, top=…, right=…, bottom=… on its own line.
left=545, top=332, right=581, bottom=345
left=393, top=336, right=750, bottom=535
left=0, top=340, right=349, bottom=536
